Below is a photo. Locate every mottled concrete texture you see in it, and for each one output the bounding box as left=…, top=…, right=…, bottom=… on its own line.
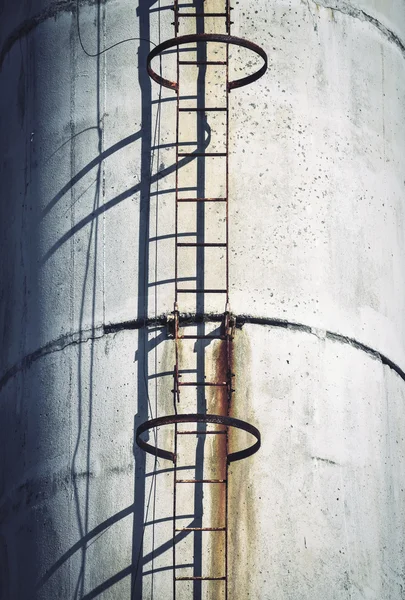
left=0, top=0, right=404, bottom=598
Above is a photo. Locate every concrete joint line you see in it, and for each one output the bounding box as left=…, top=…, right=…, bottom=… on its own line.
left=237, top=315, right=405, bottom=383
left=0, top=326, right=105, bottom=393
left=1, top=313, right=405, bottom=394
left=310, top=0, right=405, bottom=57
left=0, top=0, right=105, bottom=69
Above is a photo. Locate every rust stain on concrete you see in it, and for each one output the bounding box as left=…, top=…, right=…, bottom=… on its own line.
left=207, top=336, right=231, bottom=594
left=228, top=328, right=258, bottom=599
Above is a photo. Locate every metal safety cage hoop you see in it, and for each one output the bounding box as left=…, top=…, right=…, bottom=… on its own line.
left=147, top=33, right=268, bottom=91
left=136, top=413, right=261, bottom=464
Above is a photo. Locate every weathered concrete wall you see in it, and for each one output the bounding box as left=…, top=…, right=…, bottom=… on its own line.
left=229, top=324, right=405, bottom=599
left=0, top=0, right=404, bottom=598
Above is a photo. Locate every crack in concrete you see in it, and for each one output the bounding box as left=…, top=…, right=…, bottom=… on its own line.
left=311, top=456, right=339, bottom=466
left=0, top=0, right=105, bottom=69
left=311, top=0, right=405, bottom=57
left=1, top=313, right=405, bottom=393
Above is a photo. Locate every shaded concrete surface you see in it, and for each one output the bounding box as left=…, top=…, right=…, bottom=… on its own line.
left=0, top=0, right=404, bottom=598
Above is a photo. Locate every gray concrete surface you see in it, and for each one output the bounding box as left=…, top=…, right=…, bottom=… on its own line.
left=1, top=0, right=404, bottom=598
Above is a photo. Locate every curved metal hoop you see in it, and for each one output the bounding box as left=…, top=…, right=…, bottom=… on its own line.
left=136, top=413, right=261, bottom=464
left=147, top=33, right=268, bottom=91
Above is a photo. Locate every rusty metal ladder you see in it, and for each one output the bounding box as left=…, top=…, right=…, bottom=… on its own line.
left=136, top=2, right=267, bottom=598
left=172, top=3, right=232, bottom=595
left=171, top=317, right=233, bottom=596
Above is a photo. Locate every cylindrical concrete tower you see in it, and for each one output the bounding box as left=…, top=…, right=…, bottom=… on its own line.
left=1, top=1, right=405, bottom=599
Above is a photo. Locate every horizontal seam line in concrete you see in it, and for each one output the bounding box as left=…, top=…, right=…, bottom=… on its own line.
left=311, top=0, right=405, bottom=57
left=1, top=314, right=404, bottom=392
left=0, top=0, right=103, bottom=69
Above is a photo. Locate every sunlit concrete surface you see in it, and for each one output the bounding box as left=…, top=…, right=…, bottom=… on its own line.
left=1, top=0, right=404, bottom=598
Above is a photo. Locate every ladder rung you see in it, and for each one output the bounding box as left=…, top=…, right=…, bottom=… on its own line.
left=181, top=334, right=224, bottom=340
left=177, top=430, right=227, bottom=435
left=179, top=107, right=227, bottom=112
left=176, top=479, right=226, bottom=483
left=178, top=381, right=227, bottom=387
left=177, top=289, right=227, bottom=294
left=177, top=12, right=227, bottom=17
left=176, top=576, right=226, bottom=581
left=177, top=197, right=226, bottom=202
left=175, top=527, right=226, bottom=531
left=178, top=152, right=227, bottom=157
left=177, top=242, right=226, bottom=247
left=179, top=60, right=227, bottom=65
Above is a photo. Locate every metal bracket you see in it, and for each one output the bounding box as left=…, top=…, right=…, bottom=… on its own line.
left=167, top=306, right=179, bottom=338
left=166, top=313, right=176, bottom=338
left=223, top=309, right=236, bottom=339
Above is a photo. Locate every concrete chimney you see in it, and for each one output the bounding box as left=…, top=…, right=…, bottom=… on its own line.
left=1, top=1, right=404, bottom=598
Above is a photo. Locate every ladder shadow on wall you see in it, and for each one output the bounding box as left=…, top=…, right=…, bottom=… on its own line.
left=132, top=1, right=212, bottom=599
left=34, top=1, right=210, bottom=597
